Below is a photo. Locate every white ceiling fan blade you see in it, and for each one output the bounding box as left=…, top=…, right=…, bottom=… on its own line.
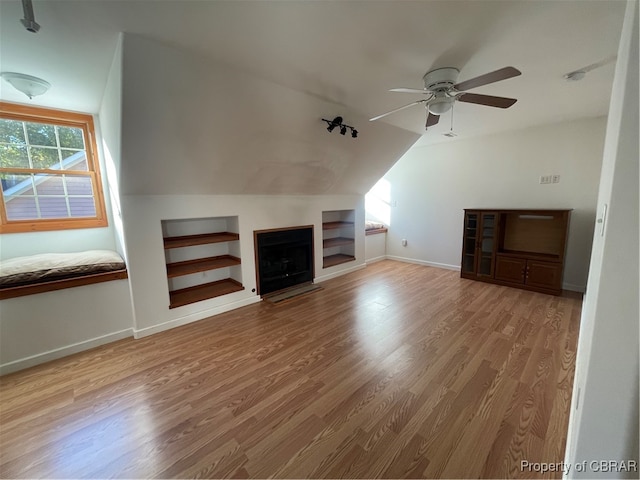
left=390, top=88, right=432, bottom=94
left=369, top=99, right=428, bottom=121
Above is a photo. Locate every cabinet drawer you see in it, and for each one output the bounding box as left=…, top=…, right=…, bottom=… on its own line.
left=526, top=261, right=563, bottom=290
left=495, top=255, right=526, bottom=283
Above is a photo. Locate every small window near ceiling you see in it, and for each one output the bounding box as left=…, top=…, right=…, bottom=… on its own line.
left=0, top=102, right=108, bottom=233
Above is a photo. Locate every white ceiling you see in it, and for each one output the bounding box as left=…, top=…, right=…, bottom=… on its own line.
left=0, top=0, right=626, bottom=146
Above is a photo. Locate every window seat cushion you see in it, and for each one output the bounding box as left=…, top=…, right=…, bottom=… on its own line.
left=0, top=250, right=127, bottom=299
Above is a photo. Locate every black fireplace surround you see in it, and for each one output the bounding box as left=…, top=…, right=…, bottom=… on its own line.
left=255, top=226, right=314, bottom=295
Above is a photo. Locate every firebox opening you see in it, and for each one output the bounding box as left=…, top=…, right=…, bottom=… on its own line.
left=255, top=226, right=314, bottom=296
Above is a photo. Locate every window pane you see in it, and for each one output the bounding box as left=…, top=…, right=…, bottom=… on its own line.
left=35, top=174, right=65, bottom=195
left=69, top=197, right=97, bottom=217
left=61, top=151, right=88, bottom=171
left=0, top=144, right=29, bottom=168
left=39, top=196, right=69, bottom=218
left=30, top=147, right=61, bottom=169
left=58, top=126, right=84, bottom=149
left=2, top=172, right=33, bottom=192
left=5, top=195, right=37, bottom=220
left=0, top=119, right=25, bottom=144
left=65, top=175, right=93, bottom=195
left=26, top=123, right=57, bottom=147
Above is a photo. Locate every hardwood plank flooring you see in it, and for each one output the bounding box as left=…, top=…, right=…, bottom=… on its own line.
left=0, top=260, right=581, bottom=479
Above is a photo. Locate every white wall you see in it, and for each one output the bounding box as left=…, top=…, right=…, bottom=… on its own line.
left=365, top=233, right=387, bottom=264
left=565, top=1, right=639, bottom=477
left=0, top=280, right=133, bottom=375
left=99, top=34, right=128, bottom=261
left=382, top=117, right=606, bottom=290
left=122, top=194, right=365, bottom=337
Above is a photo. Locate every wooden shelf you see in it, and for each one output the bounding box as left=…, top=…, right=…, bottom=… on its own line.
left=166, top=255, right=241, bottom=278
left=323, top=237, right=354, bottom=248
left=323, top=254, right=355, bottom=268
left=163, top=232, right=239, bottom=249
left=498, top=250, right=561, bottom=262
left=169, top=278, right=244, bottom=308
left=365, top=227, right=387, bottom=236
left=0, top=269, right=128, bottom=300
left=322, top=221, right=354, bottom=230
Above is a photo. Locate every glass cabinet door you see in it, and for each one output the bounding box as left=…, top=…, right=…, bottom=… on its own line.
left=478, top=213, right=496, bottom=276
left=461, top=212, right=478, bottom=273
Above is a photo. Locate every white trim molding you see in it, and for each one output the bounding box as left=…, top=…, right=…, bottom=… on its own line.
left=133, top=296, right=261, bottom=339
left=315, top=263, right=366, bottom=283
left=385, top=255, right=461, bottom=271
left=0, top=328, right=133, bottom=375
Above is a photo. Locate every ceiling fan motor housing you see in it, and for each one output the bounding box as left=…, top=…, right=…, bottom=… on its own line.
left=422, top=67, right=460, bottom=91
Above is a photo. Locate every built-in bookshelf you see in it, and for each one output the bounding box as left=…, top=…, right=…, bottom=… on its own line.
left=162, top=216, right=243, bottom=308
left=322, top=210, right=355, bottom=268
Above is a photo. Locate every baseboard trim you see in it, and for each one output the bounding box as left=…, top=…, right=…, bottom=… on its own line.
left=385, top=255, right=461, bottom=271
left=315, top=263, right=366, bottom=283
left=365, top=255, right=387, bottom=265
left=562, top=282, right=586, bottom=293
left=0, top=328, right=133, bottom=376
left=133, top=296, right=261, bottom=339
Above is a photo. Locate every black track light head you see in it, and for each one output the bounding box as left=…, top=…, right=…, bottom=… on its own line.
left=326, top=116, right=342, bottom=133
left=340, top=125, right=347, bottom=135
left=351, top=129, right=358, bottom=138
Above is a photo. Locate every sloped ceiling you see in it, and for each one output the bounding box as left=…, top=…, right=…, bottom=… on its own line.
left=120, top=34, right=419, bottom=195
left=0, top=0, right=627, bottom=195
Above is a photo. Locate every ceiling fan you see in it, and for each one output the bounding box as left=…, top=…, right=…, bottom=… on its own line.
left=370, top=66, right=522, bottom=130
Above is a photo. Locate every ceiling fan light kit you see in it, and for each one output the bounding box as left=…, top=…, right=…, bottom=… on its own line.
left=0, top=72, right=50, bottom=99
left=428, top=96, right=456, bottom=115
left=370, top=66, right=522, bottom=131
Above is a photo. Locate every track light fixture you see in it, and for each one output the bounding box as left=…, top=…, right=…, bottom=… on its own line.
left=322, top=116, right=358, bottom=139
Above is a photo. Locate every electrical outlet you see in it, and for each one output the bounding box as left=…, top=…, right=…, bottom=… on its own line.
left=401, top=239, right=407, bottom=246
left=552, top=175, right=560, bottom=183
left=539, top=175, right=552, bottom=184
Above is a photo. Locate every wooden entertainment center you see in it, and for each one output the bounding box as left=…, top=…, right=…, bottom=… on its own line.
left=460, top=209, right=571, bottom=295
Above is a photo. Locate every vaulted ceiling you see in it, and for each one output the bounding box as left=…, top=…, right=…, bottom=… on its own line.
left=0, top=0, right=627, bottom=194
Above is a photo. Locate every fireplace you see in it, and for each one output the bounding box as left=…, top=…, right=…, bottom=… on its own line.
left=255, top=226, right=314, bottom=295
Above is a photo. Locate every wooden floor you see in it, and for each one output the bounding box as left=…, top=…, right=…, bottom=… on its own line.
left=0, top=260, right=581, bottom=479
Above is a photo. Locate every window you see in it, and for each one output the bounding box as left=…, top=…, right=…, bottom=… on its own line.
left=0, top=102, right=107, bottom=233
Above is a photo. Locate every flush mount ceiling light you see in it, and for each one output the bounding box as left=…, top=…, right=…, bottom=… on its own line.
left=0, top=72, right=50, bottom=99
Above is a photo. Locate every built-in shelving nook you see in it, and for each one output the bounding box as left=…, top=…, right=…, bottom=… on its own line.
left=162, top=216, right=243, bottom=308
left=322, top=210, right=356, bottom=268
